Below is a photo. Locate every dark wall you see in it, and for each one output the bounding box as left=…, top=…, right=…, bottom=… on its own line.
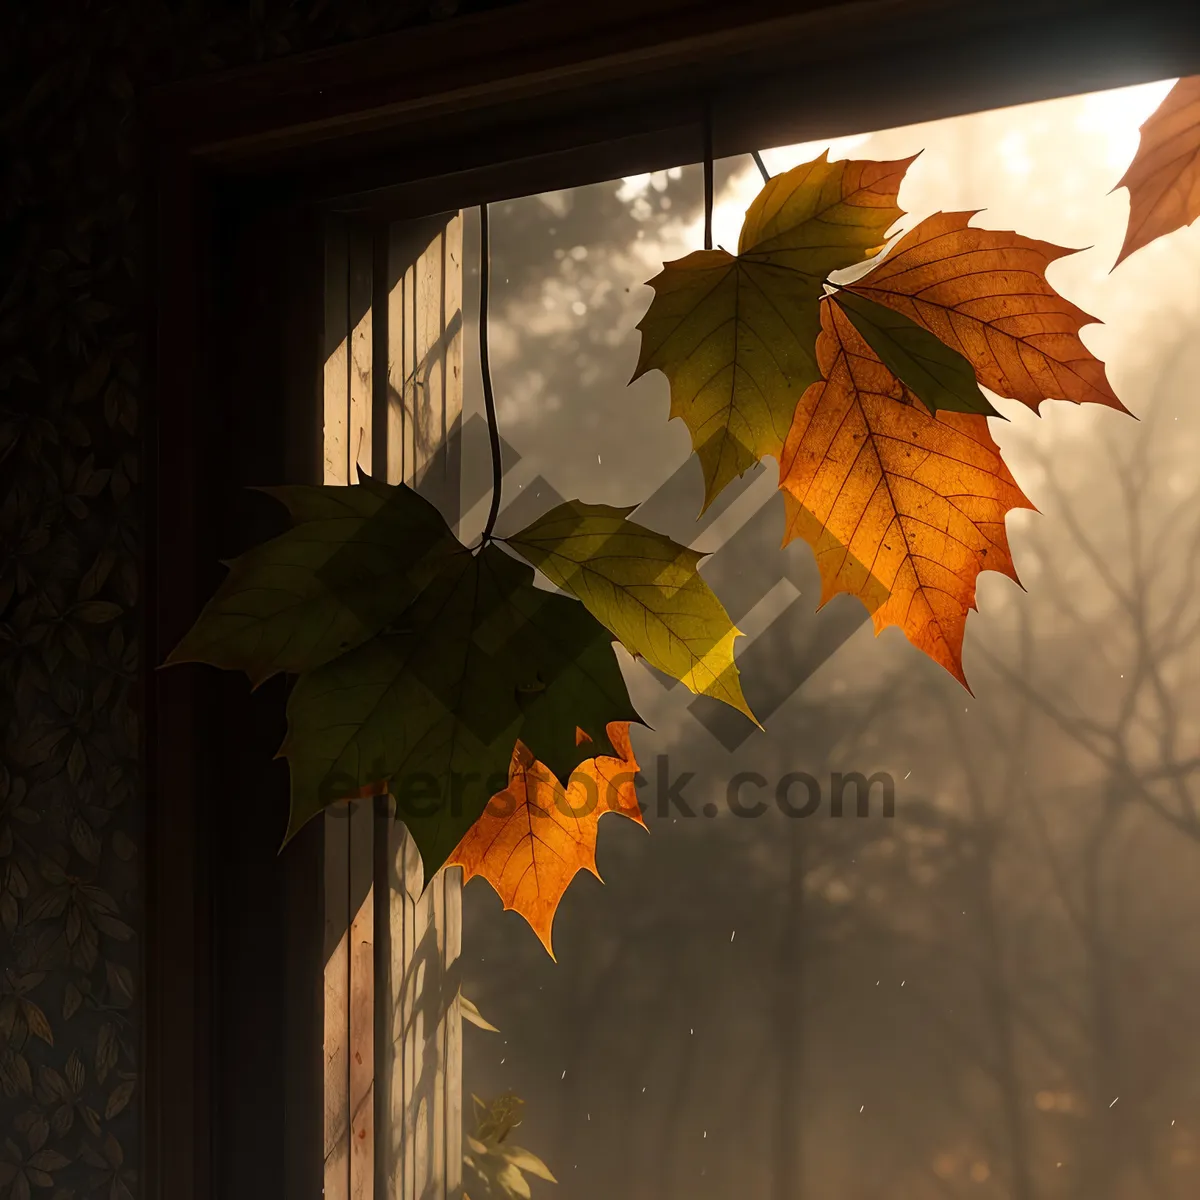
left=0, top=4, right=522, bottom=1196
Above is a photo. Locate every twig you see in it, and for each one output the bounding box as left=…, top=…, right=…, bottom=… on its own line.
left=478, top=203, right=503, bottom=544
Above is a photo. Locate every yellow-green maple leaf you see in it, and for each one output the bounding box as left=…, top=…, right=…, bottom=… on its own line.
left=632, top=151, right=917, bottom=510
left=508, top=500, right=756, bottom=722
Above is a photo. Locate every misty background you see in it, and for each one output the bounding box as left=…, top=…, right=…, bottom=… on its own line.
left=453, top=79, right=1200, bottom=1200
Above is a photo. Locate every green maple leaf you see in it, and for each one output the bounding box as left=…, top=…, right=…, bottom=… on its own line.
left=631, top=151, right=918, bottom=510
left=280, top=542, right=643, bottom=881
left=165, top=472, right=459, bottom=685
left=831, top=289, right=999, bottom=417
left=508, top=500, right=757, bottom=723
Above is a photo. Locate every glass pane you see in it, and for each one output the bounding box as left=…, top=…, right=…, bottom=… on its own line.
left=456, top=78, right=1200, bottom=1200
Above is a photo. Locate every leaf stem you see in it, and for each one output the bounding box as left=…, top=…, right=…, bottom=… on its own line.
left=703, top=96, right=714, bottom=251
left=751, top=150, right=772, bottom=183
left=479, top=202, right=503, bottom=544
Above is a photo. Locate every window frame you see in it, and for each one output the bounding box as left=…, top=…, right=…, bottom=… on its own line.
left=142, top=4, right=1200, bottom=1198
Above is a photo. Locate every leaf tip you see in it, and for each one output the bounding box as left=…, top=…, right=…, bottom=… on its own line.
left=535, top=924, right=558, bottom=961
left=279, top=810, right=304, bottom=854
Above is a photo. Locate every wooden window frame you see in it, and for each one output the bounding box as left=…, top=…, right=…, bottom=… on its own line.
left=142, top=3, right=1200, bottom=1199
left=320, top=209, right=468, bottom=1200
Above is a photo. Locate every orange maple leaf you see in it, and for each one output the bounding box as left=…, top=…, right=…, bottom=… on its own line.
left=778, top=297, right=1035, bottom=688
left=845, top=211, right=1125, bottom=413
left=1113, top=75, right=1200, bottom=267
left=631, top=151, right=917, bottom=509
left=448, top=723, right=644, bottom=958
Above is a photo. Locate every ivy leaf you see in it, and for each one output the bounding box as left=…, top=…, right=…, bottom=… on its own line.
left=105, top=1079, right=135, bottom=1119
left=778, top=298, right=1033, bottom=688
left=96, top=1023, right=118, bottom=1083
left=633, top=152, right=917, bottom=509
left=830, top=289, right=999, bottom=417
left=508, top=500, right=755, bottom=722
left=21, top=1001, right=52, bottom=1047
left=62, top=985, right=82, bottom=1021
left=844, top=211, right=1124, bottom=412
left=450, top=722, right=644, bottom=957
left=165, top=474, right=460, bottom=686
left=72, top=601, right=122, bottom=624
left=105, top=961, right=134, bottom=1009
left=1114, top=75, right=1200, bottom=266
left=280, top=543, right=643, bottom=882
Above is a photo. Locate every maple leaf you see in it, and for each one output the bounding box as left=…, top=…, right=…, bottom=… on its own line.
left=1114, top=75, right=1200, bottom=266
left=449, top=722, right=644, bottom=957
left=845, top=211, right=1125, bottom=413
left=832, top=288, right=998, bottom=417
left=508, top=500, right=755, bottom=721
left=165, top=472, right=458, bottom=686
left=279, top=541, right=644, bottom=881
left=778, top=296, right=1034, bottom=687
left=632, top=152, right=917, bottom=509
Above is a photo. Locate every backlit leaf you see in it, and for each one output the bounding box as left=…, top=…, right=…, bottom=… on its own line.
left=500, top=1147, right=557, bottom=1183
left=509, top=500, right=754, bottom=721
left=166, top=474, right=459, bottom=686
left=473, top=1092, right=525, bottom=1144
left=459, top=992, right=500, bottom=1033
left=831, top=289, right=998, bottom=417
left=736, top=151, right=919, bottom=273
left=1114, top=75, right=1200, bottom=266
left=450, top=722, right=644, bottom=957
left=633, top=153, right=917, bottom=508
left=778, top=298, right=1033, bottom=687
left=846, top=211, right=1124, bottom=412
left=465, top=1092, right=557, bottom=1200
left=281, top=544, right=643, bottom=881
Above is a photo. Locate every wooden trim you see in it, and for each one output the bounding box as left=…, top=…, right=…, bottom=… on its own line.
left=152, top=0, right=1199, bottom=168
left=183, top=1, right=1200, bottom=224
left=157, top=0, right=1200, bottom=209
left=150, top=0, right=903, bottom=154
left=145, top=173, right=327, bottom=1200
